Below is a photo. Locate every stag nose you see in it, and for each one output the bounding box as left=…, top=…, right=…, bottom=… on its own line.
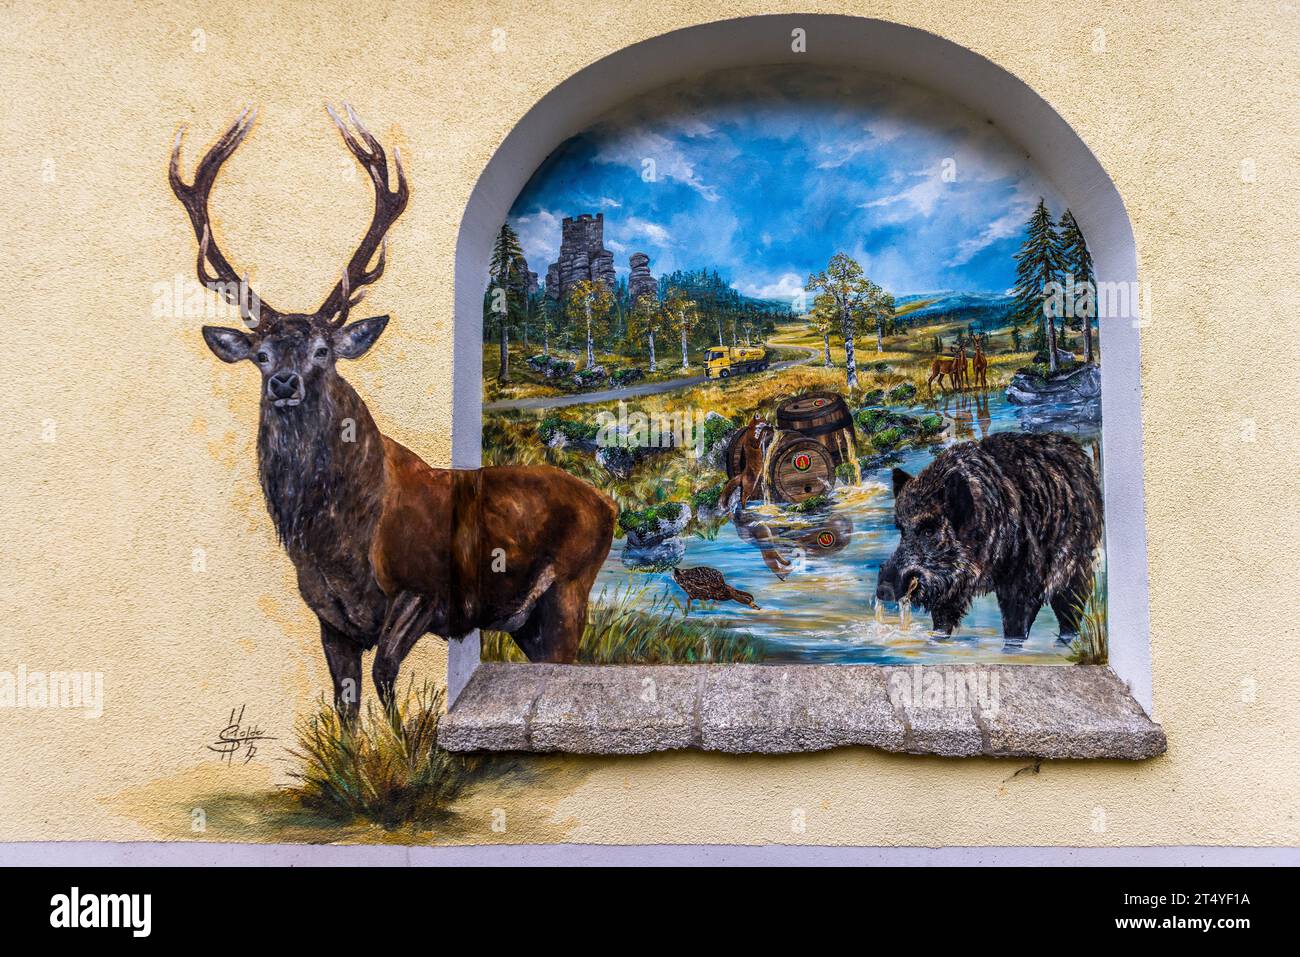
left=876, top=579, right=897, bottom=602
left=268, top=371, right=301, bottom=400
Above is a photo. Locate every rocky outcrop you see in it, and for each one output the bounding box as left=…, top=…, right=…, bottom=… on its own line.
left=628, top=252, right=658, bottom=302
left=545, top=213, right=616, bottom=301
left=1007, top=363, right=1101, bottom=405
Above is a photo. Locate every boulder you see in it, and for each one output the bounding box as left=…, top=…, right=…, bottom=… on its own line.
left=1007, top=363, right=1101, bottom=406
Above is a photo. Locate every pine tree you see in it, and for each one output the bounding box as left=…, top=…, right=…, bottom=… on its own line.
left=1057, top=209, right=1096, bottom=364
left=488, top=223, right=525, bottom=383
left=1012, top=198, right=1063, bottom=373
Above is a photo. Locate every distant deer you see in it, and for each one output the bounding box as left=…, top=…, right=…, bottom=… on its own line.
left=971, top=339, right=989, bottom=390
left=172, top=107, right=615, bottom=719
left=926, top=342, right=967, bottom=393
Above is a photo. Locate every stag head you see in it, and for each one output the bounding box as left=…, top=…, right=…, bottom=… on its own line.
left=171, top=105, right=408, bottom=411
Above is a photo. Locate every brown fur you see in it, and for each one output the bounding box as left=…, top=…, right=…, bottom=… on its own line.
left=176, top=107, right=616, bottom=718
left=971, top=341, right=989, bottom=389
left=722, top=415, right=771, bottom=511
left=927, top=343, right=969, bottom=392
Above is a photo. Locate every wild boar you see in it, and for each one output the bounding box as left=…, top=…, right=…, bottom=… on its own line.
left=875, top=431, right=1103, bottom=640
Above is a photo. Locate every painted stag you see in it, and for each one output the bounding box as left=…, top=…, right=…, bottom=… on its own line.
left=172, top=106, right=615, bottom=719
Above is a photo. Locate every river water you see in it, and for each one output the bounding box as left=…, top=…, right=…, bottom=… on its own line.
left=592, top=387, right=1102, bottom=664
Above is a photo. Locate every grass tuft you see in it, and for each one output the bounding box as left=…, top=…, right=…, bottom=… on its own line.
left=1067, top=573, right=1109, bottom=665
left=286, top=681, right=477, bottom=829
left=482, top=583, right=759, bottom=664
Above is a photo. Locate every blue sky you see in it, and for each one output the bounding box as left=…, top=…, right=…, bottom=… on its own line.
left=508, top=66, right=1065, bottom=303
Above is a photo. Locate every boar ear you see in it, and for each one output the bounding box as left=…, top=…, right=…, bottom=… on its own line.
left=944, top=472, right=977, bottom=536
left=891, top=468, right=913, bottom=497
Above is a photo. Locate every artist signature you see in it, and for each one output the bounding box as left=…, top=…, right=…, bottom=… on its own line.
left=208, top=705, right=276, bottom=764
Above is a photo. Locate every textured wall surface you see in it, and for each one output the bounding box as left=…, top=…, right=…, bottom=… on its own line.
left=0, top=0, right=1296, bottom=845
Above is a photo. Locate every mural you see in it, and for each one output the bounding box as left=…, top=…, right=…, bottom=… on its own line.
left=180, top=106, right=616, bottom=718
left=482, top=66, right=1107, bottom=666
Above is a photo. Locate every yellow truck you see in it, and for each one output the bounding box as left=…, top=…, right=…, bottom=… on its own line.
left=704, top=344, right=769, bottom=379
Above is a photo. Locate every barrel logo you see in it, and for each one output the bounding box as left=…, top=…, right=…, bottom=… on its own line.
left=817, top=531, right=836, bottom=548
left=792, top=452, right=812, bottom=471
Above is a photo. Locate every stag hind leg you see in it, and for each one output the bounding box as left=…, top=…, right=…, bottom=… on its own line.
left=509, top=581, right=591, bottom=664
left=320, top=620, right=364, bottom=724
left=372, top=591, right=436, bottom=713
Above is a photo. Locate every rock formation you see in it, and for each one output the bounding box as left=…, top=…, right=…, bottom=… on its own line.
left=628, top=252, right=658, bottom=303
left=545, top=213, right=616, bottom=301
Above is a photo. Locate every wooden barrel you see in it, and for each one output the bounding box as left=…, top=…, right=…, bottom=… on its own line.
left=775, top=392, right=856, bottom=466
left=768, top=437, right=835, bottom=503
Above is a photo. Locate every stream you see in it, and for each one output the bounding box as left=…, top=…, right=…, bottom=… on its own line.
left=591, top=387, right=1102, bottom=664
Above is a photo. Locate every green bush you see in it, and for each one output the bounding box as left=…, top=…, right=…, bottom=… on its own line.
left=617, top=501, right=685, bottom=537
left=872, top=427, right=905, bottom=451
left=887, top=382, right=918, bottom=403
left=691, top=482, right=724, bottom=510
left=538, top=415, right=598, bottom=445
left=855, top=408, right=890, bottom=433
left=789, top=493, right=830, bottom=513
left=918, top=414, right=944, bottom=435
left=699, top=414, right=738, bottom=455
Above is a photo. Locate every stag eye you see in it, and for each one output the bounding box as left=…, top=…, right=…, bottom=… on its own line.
left=255, top=351, right=270, bottom=364
left=314, top=346, right=329, bottom=359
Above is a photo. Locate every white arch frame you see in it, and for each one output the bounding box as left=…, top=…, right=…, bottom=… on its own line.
left=450, top=14, right=1154, bottom=713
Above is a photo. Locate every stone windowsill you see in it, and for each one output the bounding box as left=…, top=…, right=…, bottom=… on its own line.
left=439, top=663, right=1166, bottom=759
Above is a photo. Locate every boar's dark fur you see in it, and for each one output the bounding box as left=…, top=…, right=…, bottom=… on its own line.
left=876, top=431, right=1102, bottom=640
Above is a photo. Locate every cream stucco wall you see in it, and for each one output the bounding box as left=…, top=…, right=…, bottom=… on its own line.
left=0, top=0, right=1296, bottom=845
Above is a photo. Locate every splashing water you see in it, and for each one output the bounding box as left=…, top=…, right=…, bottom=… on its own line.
left=835, top=429, right=862, bottom=486
left=759, top=428, right=786, bottom=504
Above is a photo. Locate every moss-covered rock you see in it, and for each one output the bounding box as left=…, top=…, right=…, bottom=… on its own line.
left=538, top=415, right=599, bottom=449
left=887, top=382, right=918, bottom=403
left=872, top=427, right=905, bottom=451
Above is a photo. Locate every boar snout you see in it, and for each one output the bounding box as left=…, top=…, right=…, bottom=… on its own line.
left=876, top=560, right=904, bottom=602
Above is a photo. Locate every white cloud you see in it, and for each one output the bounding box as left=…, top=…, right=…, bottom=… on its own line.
left=862, top=175, right=947, bottom=219
left=593, top=127, right=720, bottom=202
left=511, top=208, right=562, bottom=272
left=623, top=216, right=673, bottom=246
left=947, top=206, right=1027, bottom=266
left=737, top=271, right=806, bottom=303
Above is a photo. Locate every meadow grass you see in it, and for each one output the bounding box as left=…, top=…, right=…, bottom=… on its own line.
left=481, top=582, right=760, bottom=664
left=1067, top=573, right=1109, bottom=665
left=285, top=681, right=484, bottom=829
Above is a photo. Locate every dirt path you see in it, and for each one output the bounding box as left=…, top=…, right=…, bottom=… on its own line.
left=484, top=345, right=819, bottom=412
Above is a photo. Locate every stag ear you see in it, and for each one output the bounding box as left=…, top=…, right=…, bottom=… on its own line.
left=201, top=325, right=254, bottom=363
left=943, top=471, right=977, bottom=537
left=891, top=468, right=913, bottom=498
left=335, top=315, right=389, bottom=359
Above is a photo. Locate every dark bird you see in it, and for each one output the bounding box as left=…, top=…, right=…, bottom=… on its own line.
left=671, top=566, right=760, bottom=616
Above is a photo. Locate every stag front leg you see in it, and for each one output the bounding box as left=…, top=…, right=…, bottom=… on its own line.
left=320, top=620, right=363, bottom=724
left=372, top=591, right=435, bottom=714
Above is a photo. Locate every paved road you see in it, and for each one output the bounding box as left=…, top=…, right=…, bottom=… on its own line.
left=483, top=346, right=819, bottom=412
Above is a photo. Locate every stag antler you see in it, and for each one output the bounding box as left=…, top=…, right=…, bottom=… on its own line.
left=169, top=109, right=277, bottom=327
left=319, top=103, right=409, bottom=327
